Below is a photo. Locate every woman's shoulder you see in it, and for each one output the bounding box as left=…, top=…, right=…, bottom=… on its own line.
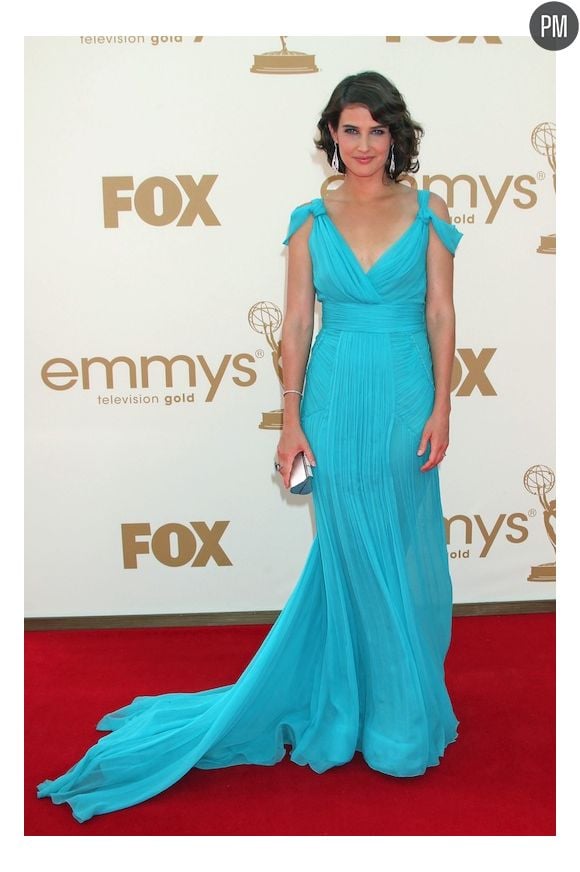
left=296, top=197, right=324, bottom=210
left=282, top=199, right=319, bottom=246
left=422, top=189, right=452, bottom=222
left=288, top=198, right=320, bottom=215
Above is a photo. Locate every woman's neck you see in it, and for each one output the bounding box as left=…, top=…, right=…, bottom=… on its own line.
left=331, top=175, right=399, bottom=203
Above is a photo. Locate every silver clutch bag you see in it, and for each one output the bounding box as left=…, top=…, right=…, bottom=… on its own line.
left=289, top=451, right=313, bottom=494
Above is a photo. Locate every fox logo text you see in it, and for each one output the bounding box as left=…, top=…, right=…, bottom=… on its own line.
left=103, top=175, right=220, bottom=228
left=121, top=522, right=232, bottom=568
left=453, top=348, right=497, bottom=396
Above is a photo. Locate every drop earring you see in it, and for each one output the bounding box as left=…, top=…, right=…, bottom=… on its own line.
left=331, top=141, right=340, bottom=172
left=389, top=143, right=396, bottom=177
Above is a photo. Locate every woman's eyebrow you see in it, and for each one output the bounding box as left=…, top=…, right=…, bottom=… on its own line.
left=340, top=123, right=386, bottom=129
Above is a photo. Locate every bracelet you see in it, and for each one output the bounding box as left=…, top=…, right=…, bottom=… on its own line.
left=283, top=389, right=303, bottom=397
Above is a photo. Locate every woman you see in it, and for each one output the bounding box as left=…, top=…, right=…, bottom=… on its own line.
left=276, top=69, right=462, bottom=771
left=38, top=71, right=462, bottom=823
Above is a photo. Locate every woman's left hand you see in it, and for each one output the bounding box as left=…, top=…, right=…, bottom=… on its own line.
left=417, top=408, right=449, bottom=472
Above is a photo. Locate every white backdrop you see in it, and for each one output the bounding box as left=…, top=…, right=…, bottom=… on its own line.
left=24, top=35, right=556, bottom=617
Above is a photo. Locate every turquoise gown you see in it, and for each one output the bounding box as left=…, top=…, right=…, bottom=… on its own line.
left=37, top=187, right=463, bottom=823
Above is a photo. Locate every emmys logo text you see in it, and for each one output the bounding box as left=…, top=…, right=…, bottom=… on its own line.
left=102, top=175, right=220, bottom=228
left=121, top=522, right=232, bottom=569
left=420, top=175, right=538, bottom=224
left=40, top=352, right=257, bottom=403
left=452, top=348, right=497, bottom=396
left=446, top=511, right=529, bottom=559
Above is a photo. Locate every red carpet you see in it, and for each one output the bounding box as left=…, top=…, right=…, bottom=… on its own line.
left=25, top=613, right=555, bottom=835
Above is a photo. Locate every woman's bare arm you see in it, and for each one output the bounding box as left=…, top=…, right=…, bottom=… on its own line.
left=275, top=211, right=318, bottom=488
left=280, top=213, right=316, bottom=429
left=425, top=192, right=456, bottom=415
left=416, top=192, right=457, bottom=471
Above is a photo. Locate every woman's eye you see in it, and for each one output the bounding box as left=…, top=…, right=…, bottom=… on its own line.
left=343, top=127, right=386, bottom=135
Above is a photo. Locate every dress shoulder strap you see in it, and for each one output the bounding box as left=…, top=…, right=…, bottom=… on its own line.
left=417, top=188, right=430, bottom=215
left=282, top=200, right=318, bottom=246
left=418, top=189, right=464, bottom=256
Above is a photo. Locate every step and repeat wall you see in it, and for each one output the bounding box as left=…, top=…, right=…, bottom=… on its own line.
left=25, top=36, right=556, bottom=618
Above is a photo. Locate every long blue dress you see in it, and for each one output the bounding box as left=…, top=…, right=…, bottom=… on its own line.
left=37, top=187, right=463, bottom=823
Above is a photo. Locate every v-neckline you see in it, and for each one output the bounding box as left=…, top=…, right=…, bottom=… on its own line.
left=318, top=193, right=422, bottom=277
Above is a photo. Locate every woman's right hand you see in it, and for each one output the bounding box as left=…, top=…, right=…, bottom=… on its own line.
left=276, top=424, right=317, bottom=490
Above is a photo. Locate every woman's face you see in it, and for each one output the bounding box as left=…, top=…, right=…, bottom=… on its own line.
left=329, top=103, right=392, bottom=176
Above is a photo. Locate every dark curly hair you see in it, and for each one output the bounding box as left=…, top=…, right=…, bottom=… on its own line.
left=313, top=71, right=424, bottom=181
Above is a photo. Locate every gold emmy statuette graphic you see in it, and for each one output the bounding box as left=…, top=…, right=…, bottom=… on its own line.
left=523, top=464, right=556, bottom=581
left=531, top=122, right=556, bottom=255
left=248, top=301, right=286, bottom=430
left=250, top=36, right=318, bottom=74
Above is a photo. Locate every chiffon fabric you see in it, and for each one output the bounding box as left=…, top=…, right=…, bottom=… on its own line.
left=38, top=187, right=463, bottom=823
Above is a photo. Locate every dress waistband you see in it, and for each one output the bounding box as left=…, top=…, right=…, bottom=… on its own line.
left=321, top=300, right=425, bottom=333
